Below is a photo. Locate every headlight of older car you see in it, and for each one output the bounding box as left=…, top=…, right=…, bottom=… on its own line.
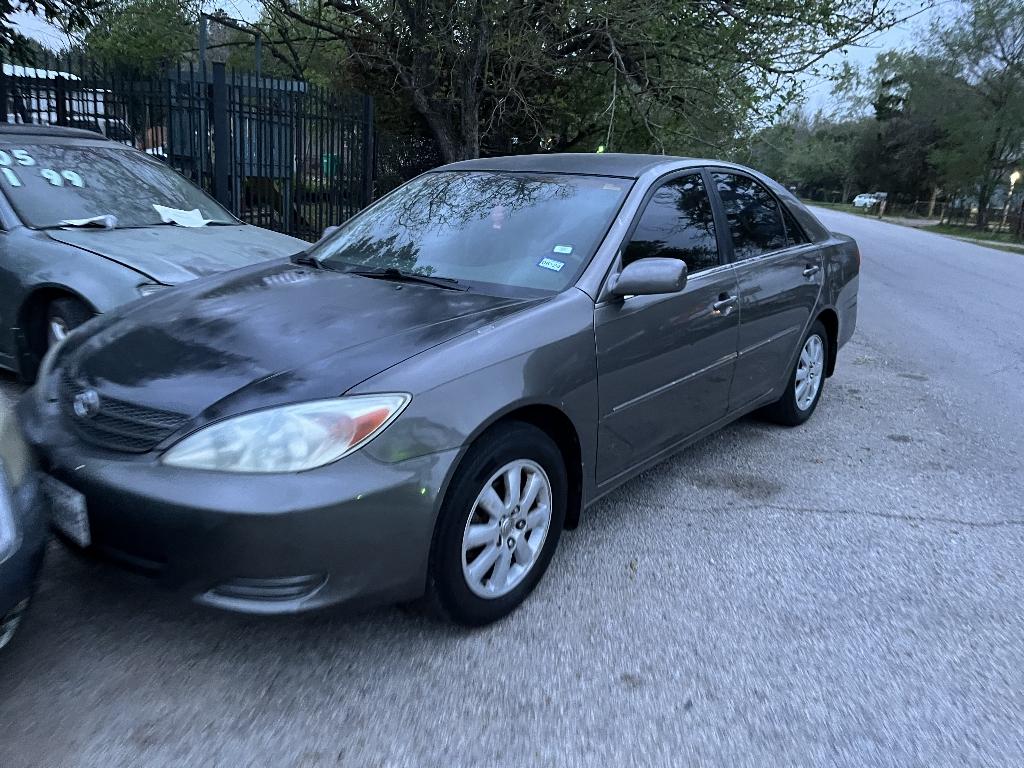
left=161, top=394, right=411, bottom=473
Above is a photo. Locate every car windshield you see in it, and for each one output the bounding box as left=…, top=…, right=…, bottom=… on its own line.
left=0, top=141, right=236, bottom=228
left=313, top=170, right=632, bottom=294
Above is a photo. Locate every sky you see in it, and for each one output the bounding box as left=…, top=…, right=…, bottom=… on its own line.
left=10, top=0, right=954, bottom=117
left=800, top=1, right=951, bottom=114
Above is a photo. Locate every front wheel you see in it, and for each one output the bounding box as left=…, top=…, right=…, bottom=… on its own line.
left=425, top=422, right=567, bottom=626
left=43, top=297, right=92, bottom=352
left=761, top=320, right=829, bottom=426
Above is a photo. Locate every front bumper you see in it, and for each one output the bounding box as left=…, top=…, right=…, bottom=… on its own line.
left=19, top=395, right=459, bottom=615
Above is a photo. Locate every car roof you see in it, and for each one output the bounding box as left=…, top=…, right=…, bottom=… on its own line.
left=437, top=151, right=831, bottom=248
left=435, top=152, right=790, bottom=182
left=0, top=123, right=114, bottom=142
left=438, top=153, right=701, bottom=179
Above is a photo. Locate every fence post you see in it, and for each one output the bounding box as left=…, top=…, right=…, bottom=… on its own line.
left=0, top=53, right=6, bottom=125
left=211, top=62, right=230, bottom=209
left=362, top=94, right=374, bottom=207
left=54, top=76, right=68, bottom=126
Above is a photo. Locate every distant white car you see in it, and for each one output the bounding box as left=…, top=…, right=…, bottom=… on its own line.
left=852, top=193, right=878, bottom=208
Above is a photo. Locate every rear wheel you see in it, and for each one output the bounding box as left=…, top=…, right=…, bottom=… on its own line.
left=425, top=422, right=566, bottom=626
left=761, top=320, right=829, bottom=426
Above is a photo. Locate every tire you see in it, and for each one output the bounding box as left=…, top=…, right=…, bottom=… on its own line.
left=20, top=296, right=93, bottom=383
left=761, top=320, right=829, bottom=427
left=0, top=597, right=30, bottom=652
left=424, top=422, right=567, bottom=626
left=43, top=297, right=92, bottom=353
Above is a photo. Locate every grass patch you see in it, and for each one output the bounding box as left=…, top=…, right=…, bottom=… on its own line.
left=925, top=223, right=1021, bottom=242
left=924, top=223, right=1024, bottom=253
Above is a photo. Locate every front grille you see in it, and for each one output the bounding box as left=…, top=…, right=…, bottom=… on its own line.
left=60, top=372, right=189, bottom=453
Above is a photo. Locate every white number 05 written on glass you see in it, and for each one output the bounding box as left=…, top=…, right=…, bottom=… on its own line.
left=0, top=148, right=84, bottom=188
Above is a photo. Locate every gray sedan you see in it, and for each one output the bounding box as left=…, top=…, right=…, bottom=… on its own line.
left=0, top=123, right=304, bottom=381
left=20, top=153, right=859, bottom=625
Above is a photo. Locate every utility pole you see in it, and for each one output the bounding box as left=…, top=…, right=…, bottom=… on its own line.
left=1000, top=170, right=1020, bottom=233
left=199, top=14, right=208, bottom=74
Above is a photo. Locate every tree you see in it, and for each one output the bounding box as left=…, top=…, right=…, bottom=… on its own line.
left=81, top=0, right=200, bottom=73
left=862, top=1, right=1024, bottom=225
left=0, top=0, right=103, bottom=55
left=748, top=112, right=872, bottom=201
left=233, top=0, right=904, bottom=162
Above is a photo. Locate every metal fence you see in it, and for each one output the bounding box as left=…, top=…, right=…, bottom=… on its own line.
left=0, top=53, right=440, bottom=240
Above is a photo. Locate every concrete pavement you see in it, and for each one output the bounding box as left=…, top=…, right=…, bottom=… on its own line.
left=0, top=209, right=1021, bottom=767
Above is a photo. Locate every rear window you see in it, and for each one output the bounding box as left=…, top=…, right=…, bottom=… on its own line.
left=0, top=141, right=234, bottom=228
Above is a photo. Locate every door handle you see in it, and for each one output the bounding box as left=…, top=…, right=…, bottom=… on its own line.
left=803, top=264, right=821, bottom=278
left=712, top=294, right=737, bottom=316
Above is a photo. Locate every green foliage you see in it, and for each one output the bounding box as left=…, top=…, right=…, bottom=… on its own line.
left=245, top=0, right=902, bottom=161
left=82, top=0, right=200, bottom=73
left=840, top=1, right=1024, bottom=219
left=755, top=0, right=1024, bottom=217
left=748, top=113, right=874, bottom=201
left=0, top=0, right=103, bottom=54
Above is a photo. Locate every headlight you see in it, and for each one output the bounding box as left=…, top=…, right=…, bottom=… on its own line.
left=161, top=394, right=410, bottom=473
left=138, top=283, right=169, bottom=297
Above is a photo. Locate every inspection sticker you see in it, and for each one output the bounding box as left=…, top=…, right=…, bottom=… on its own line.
left=552, top=244, right=574, bottom=255
left=538, top=257, right=565, bottom=272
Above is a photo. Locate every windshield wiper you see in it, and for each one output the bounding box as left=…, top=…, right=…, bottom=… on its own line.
left=345, top=267, right=466, bottom=291
left=290, top=251, right=326, bottom=269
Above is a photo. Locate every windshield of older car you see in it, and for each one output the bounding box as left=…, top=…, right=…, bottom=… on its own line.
left=0, top=142, right=235, bottom=228
left=313, top=170, right=631, bottom=293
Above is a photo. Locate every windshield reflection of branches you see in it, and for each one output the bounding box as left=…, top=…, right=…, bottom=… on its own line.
left=338, top=233, right=428, bottom=273
left=390, top=173, right=573, bottom=232
left=323, top=172, right=576, bottom=276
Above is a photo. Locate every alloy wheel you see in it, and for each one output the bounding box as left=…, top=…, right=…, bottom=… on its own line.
left=461, top=459, right=552, bottom=599
left=47, top=317, right=69, bottom=349
left=795, top=333, right=825, bottom=411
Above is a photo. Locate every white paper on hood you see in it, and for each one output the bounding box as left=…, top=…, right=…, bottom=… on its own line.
left=60, top=214, right=118, bottom=229
left=153, top=204, right=211, bottom=227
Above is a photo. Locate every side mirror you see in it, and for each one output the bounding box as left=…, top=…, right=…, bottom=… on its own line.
left=317, top=225, right=340, bottom=243
left=608, top=257, right=688, bottom=297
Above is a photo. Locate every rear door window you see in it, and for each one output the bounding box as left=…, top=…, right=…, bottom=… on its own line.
left=782, top=206, right=808, bottom=246
left=712, top=173, right=788, bottom=260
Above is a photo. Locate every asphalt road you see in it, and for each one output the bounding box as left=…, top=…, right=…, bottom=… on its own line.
left=2, top=209, right=1022, bottom=767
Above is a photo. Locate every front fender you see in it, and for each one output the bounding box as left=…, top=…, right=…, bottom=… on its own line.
left=10, top=230, right=148, bottom=315
left=352, top=288, right=600, bottom=503
left=1, top=229, right=146, bottom=374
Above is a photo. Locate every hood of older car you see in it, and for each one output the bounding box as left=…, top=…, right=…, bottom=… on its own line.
left=45, top=225, right=306, bottom=285
left=63, top=260, right=537, bottom=418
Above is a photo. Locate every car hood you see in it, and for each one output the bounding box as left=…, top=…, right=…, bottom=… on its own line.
left=45, top=225, right=306, bottom=285
left=63, top=261, right=541, bottom=419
